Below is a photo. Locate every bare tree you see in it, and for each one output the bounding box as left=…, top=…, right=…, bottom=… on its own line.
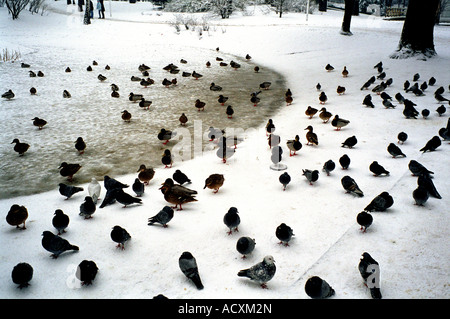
left=83, top=0, right=91, bottom=24
left=390, top=0, right=440, bottom=59
left=5, top=0, right=30, bottom=20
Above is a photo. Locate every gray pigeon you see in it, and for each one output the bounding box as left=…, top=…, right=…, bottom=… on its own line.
left=88, top=178, right=101, bottom=204
left=179, top=251, right=204, bottom=290
left=236, top=237, right=256, bottom=259
left=304, top=276, right=335, bottom=299
left=110, top=225, right=131, bottom=249
left=41, top=231, right=79, bottom=258
left=11, top=262, right=33, bottom=289
left=237, top=255, right=276, bottom=289
left=419, top=136, right=441, bottom=153
left=132, top=178, right=145, bottom=197
left=387, top=143, right=406, bottom=158
left=323, top=160, right=335, bottom=176
left=408, top=160, right=434, bottom=177
left=59, top=183, right=83, bottom=200
left=302, top=169, right=319, bottom=185
left=341, top=175, right=364, bottom=197
left=52, top=209, right=69, bottom=235
left=79, top=196, right=96, bottom=219
left=223, top=207, right=240, bottom=235
left=364, top=192, right=394, bottom=212
left=148, top=206, right=174, bottom=227
left=413, top=186, right=429, bottom=206
left=358, top=252, right=382, bottom=299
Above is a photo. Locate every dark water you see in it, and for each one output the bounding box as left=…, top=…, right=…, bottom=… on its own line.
left=0, top=46, right=286, bottom=199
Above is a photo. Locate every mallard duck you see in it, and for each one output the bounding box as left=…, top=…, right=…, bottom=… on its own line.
left=254, top=66, right=260, bottom=73
left=220, top=62, right=228, bottom=67
left=342, top=66, right=348, bottom=77
left=2, top=89, right=15, bottom=100
left=6, top=204, right=28, bottom=230
left=121, top=110, right=132, bottom=122
left=158, top=128, right=176, bottom=145
left=32, top=117, right=47, bottom=130
left=58, top=162, right=82, bottom=182
left=206, top=61, right=211, bottom=68
left=319, top=91, right=327, bottom=104
left=182, top=71, right=192, bottom=77
left=204, top=174, right=225, bottom=193
left=29, top=70, right=36, bottom=77
left=216, top=56, right=223, bottom=61
left=251, top=93, right=260, bottom=106
left=129, top=92, right=143, bottom=102
left=98, top=74, right=107, bottom=82
left=86, top=66, right=92, bottom=72
left=138, top=64, right=150, bottom=72
left=192, top=71, right=203, bottom=80
left=111, top=91, right=120, bottom=98
left=331, top=115, right=350, bottom=131
left=246, top=54, right=252, bottom=60
left=140, top=78, right=153, bottom=88
left=137, top=164, right=155, bottom=185
left=226, top=105, right=234, bottom=119
left=29, top=87, right=37, bottom=95
left=171, top=78, right=177, bottom=86
left=305, top=126, right=318, bottom=146
left=210, top=83, right=222, bottom=91
left=337, top=86, right=346, bottom=95
left=325, top=64, right=334, bottom=71
left=305, top=106, right=318, bottom=119
left=159, top=178, right=197, bottom=210
left=105, top=65, right=110, bottom=70
left=139, top=98, right=152, bottom=110
left=259, top=82, right=271, bottom=90
left=230, top=60, right=241, bottom=70
left=163, top=63, right=177, bottom=72
left=218, top=95, right=228, bottom=105
left=316, top=83, right=321, bottom=91
left=92, top=60, right=98, bottom=66
left=11, top=139, right=30, bottom=156
left=285, top=89, right=292, bottom=97
left=180, top=59, right=187, bottom=64
left=21, top=62, right=30, bottom=68
left=63, top=90, right=71, bottom=98
left=65, top=67, right=71, bottom=73
left=285, top=95, right=293, bottom=105
left=162, top=149, right=173, bottom=168
left=37, top=71, right=44, bottom=77
left=319, top=107, right=332, bottom=123
left=131, top=75, right=141, bottom=82
left=162, top=78, right=172, bottom=87
left=286, top=135, right=302, bottom=156
left=195, top=99, right=206, bottom=111
left=179, top=113, right=188, bottom=126
left=265, top=119, right=275, bottom=135
left=75, top=137, right=86, bottom=154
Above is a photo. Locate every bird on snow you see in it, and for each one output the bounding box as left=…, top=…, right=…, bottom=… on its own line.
left=110, top=225, right=131, bottom=250
left=387, top=143, right=406, bottom=158
left=364, top=191, right=394, bottom=212
left=63, top=90, right=71, bottom=98
left=148, top=206, right=174, bottom=227
left=331, top=115, right=350, bottom=130
left=11, top=263, right=33, bottom=289
left=397, top=132, right=408, bottom=144
left=319, top=107, right=332, bottom=123
left=279, top=172, right=291, bottom=191
left=114, top=188, right=142, bottom=207
left=357, top=211, right=373, bottom=232
left=339, top=154, right=351, bottom=170
left=286, top=135, right=302, bottom=156
left=413, top=185, right=429, bottom=206
left=305, top=276, right=335, bottom=299
left=32, top=117, right=47, bottom=130
left=434, top=86, right=445, bottom=95
left=408, top=160, right=434, bottom=177
left=342, top=66, right=349, bottom=77
left=137, top=164, right=155, bottom=185
left=371, top=82, right=387, bottom=94
left=223, top=207, right=240, bottom=235
left=41, top=230, right=79, bottom=259
left=173, top=169, right=191, bottom=185
left=395, top=92, right=405, bottom=104
left=403, top=100, right=419, bottom=119
left=79, top=196, right=96, bottom=219
left=76, top=260, right=98, bottom=286
left=403, top=80, right=410, bottom=91
left=421, top=109, right=430, bottom=119
left=6, top=204, right=28, bottom=230
left=419, top=136, right=441, bottom=153
left=382, top=98, right=395, bottom=109
left=341, top=175, right=364, bottom=197
left=336, top=85, right=346, bottom=95
left=132, top=178, right=145, bottom=197
left=236, top=237, right=256, bottom=259
left=428, top=77, right=436, bottom=86
left=369, top=161, right=390, bottom=176
left=358, top=252, right=382, bottom=299
left=97, top=74, right=107, bottom=82
left=179, top=251, right=204, bottom=290
left=305, top=125, right=318, bottom=145
left=342, top=135, right=357, bottom=148
left=159, top=178, right=197, bottom=211
left=305, top=106, right=318, bottom=119
left=377, top=71, right=386, bottom=80
left=204, top=174, right=225, bottom=193
left=237, top=256, right=276, bottom=289
left=325, top=64, right=334, bottom=71
left=59, top=183, right=83, bottom=200
left=420, top=81, right=428, bottom=91
left=58, top=162, right=82, bottom=182
left=52, top=209, right=69, bottom=235
left=302, top=169, right=319, bottom=185
left=316, top=83, right=321, bottom=91
left=88, top=177, right=101, bottom=204
left=418, top=174, right=441, bottom=199
left=161, top=149, right=173, bottom=168
left=436, top=105, right=446, bottom=116
left=434, top=92, right=450, bottom=104
left=276, top=223, right=294, bottom=246
left=363, top=94, right=375, bottom=108
left=319, top=91, right=327, bottom=104
left=413, top=73, right=420, bottom=81
left=323, top=160, right=335, bottom=176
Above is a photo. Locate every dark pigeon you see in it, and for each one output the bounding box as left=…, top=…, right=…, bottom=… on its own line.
left=132, top=178, right=145, bottom=197
left=279, top=172, right=291, bottom=190
left=148, top=206, right=174, bottom=227
left=342, top=135, right=357, bottom=148
left=11, top=262, right=33, bottom=289
left=364, top=192, right=394, bottom=212
left=79, top=196, right=96, bottom=219
left=413, top=186, right=429, bottom=206
left=358, top=252, right=382, bottom=299
left=110, top=225, right=131, bottom=249
left=419, top=136, right=441, bottom=153
left=223, top=207, right=240, bottom=235
left=339, top=154, right=351, bottom=170
left=41, top=231, right=79, bottom=258
left=397, top=132, right=408, bottom=144
left=387, top=143, right=406, bottom=158
left=104, top=175, right=129, bottom=191
left=357, top=211, right=373, bottom=232
left=341, top=175, right=364, bottom=197
left=52, top=209, right=69, bottom=235
left=173, top=169, right=191, bottom=185
left=114, top=189, right=142, bottom=207
left=418, top=174, right=441, bottom=199
left=276, top=223, right=294, bottom=246
left=59, top=183, right=83, bottom=200
left=76, top=260, right=98, bottom=286
left=179, top=251, right=204, bottom=290
left=237, top=255, right=276, bottom=289
left=302, top=169, right=319, bottom=185
left=369, top=161, right=390, bottom=176
left=408, top=160, right=434, bottom=177
left=323, top=159, right=335, bottom=176
left=236, top=236, right=256, bottom=259
left=304, top=276, right=335, bottom=299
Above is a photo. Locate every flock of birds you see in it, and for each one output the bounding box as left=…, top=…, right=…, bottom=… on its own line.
left=3, top=52, right=449, bottom=299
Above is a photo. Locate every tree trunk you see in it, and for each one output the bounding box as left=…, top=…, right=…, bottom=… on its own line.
left=390, top=0, right=439, bottom=60
left=83, top=0, right=90, bottom=24
left=340, top=0, right=355, bottom=35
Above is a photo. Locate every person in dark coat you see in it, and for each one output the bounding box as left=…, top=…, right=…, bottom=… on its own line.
left=97, top=0, right=105, bottom=19
left=89, top=0, right=94, bottom=18
left=77, top=0, right=84, bottom=12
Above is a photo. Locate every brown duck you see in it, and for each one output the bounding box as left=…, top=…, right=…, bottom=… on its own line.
left=11, top=139, right=30, bottom=156
left=319, top=107, right=332, bottom=123
left=58, top=162, right=81, bottom=182
left=204, top=174, right=225, bottom=193
left=32, top=117, right=47, bottom=130
left=305, top=125, right=319, bottom=146
left=179, top=113, right=188, bottom=126
left=121, top=110, right=132, bottom=122
left=159, top=178, right=197, bottom=210
left=6, top=204, right=28, bottom=230
left=137, top=164, right=155, bottom=185
left=195, top=99, right=206, bottom=111
left=305, top=106, right=318, bottom=119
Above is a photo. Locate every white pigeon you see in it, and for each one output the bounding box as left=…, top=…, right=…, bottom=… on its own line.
left=88, top=178, right=101, bottom=204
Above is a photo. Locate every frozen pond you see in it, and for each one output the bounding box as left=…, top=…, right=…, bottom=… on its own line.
left=0, top=45, right=286, bottom=199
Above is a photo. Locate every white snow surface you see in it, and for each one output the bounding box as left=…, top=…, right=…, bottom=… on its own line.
left=0, top=1, right=449, bottom=299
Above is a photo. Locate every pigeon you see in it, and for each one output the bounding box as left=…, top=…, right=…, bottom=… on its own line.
left=387, top=143, right=406, bottom=158
left=304, top=276, right=335, bottom=299
left=406, top=82, right=418, bottom=93
left=76, top=260, right=98, bottom=286
left=79, top=196, right=96, bottom=219
left=357, top=211, right=373, bottom=232
left=372, top=82, right=387, bottom=94
left=2, top=89, right=15, bottom=100
left=114, top=189, right=142, bottom=207
left=279, top=172, right=291, bottom=190
left=110, top=225, right=131, bottom=250
left=148, top=206, right=174, bottom=227
left=382, top=99, right=396, bottom=109
left=52, top=209, right=69, bottom=235
left=364, top=192, right=394, bottom=212
left=418, top=174, right=441, bottom=199
left=63, top=90, right=71, bottom=98
left=360, top=80, right=373, bottom=91
left=236, top=237, right=256, bottom=259
left=75, top=137, right=86, bottom=154
left=403, top=80, right=410, bottom=91
left=11, top=263, right=33, bottom=289
left=377, top=71, right=386, bottom=80
left=341, top=175, right=364, bottom=197
left=6, top=204, right=28, bottom=230
left=381, top=92, right=392, bottom=101
left=342, top=135, right=357, bottom=148
left=436, top=105, right=446, bottom=116
left=237, top=256, right=276, bottom=289
left=373, top=61, right=382, bottom=69
left=316, top=83, right=321, bottom=91
left=59, top=183, right=83, bottom=200
left=322, top=160, right=335, bottom=176
left=302, top=169, right=319, bottom=185
left=385, top=78, right=393, bottom=86
left=420, top=81, right=428, bottom=91
left=179, top=251, right=204, bottom=290
left=439, top=127, right=450, bottom=141
left=395, top=92, right=405, bottom=104
left=88, top=178, right=101, bottom=204
left=413, top=186, right=429, bottom=206
left=434, top=86, right=445, bottom=95
left=419, top=136, right=441, bottom=153
left=339, top=154, right=351, bottom=170
left=104, top=175, right=128, bottom=191
left=434, top=92, right=450, bottom=104
left=276, top=223, right=294, bottom=246
left=358, top=252, right=382, bottom=299
left=369, top=161, right=389, bottom=176
left=421, top=109, right=430, bottom=118
left=223, top=207, right=240, bottom=235
left=41, top=231, right=79, bottom=258
left=362, top=94, right=374, bottom=107
left=413, top=73, right=420, bottom=81
left=397, top=132, right=408, bottom=144
left=173, top=169, right=191, bottom=185
left=408, top=160, right=434, bottom=177
left=132, top=178, right=145, bottom=197
left=428, top=76, right=436, bottom=86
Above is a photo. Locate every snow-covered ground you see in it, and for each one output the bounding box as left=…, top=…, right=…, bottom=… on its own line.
left=0, top=1, right=449, bottom=300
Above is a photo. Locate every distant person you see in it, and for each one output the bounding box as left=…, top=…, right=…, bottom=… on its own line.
left=77, top=0, right=84, bottom=12
left=97, top=0, right=105, bottom=19
left=89, top=0, right=94, bottom=18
